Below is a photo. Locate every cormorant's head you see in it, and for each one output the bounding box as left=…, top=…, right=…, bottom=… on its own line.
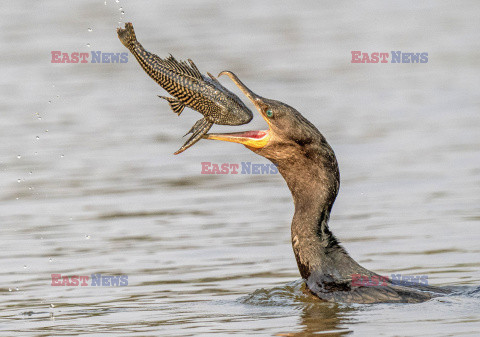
left=203, top=71, right=331, bottom=165
left=203, top=71, right=340, bottom=208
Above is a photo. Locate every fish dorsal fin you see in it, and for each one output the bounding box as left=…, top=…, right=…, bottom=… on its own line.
left=161, top=54, right=203, bottom=80
left=158, top=95, right=185, bottom=115
left=188, top=59, right=203, bottom=78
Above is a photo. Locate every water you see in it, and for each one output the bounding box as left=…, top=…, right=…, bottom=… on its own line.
left=1, top=0, right=480, bottom=336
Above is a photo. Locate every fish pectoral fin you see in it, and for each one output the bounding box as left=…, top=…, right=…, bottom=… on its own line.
left=174, top=118, right=213, bottom=155
left=158, top=95, right=185, bottom=115
left=183, top=118, right=206, bottom=136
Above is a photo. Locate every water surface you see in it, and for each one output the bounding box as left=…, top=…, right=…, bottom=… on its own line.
left=1, top=1, right=480, bottom=336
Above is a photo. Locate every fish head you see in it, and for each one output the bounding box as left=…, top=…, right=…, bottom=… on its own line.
left=213, top=88, right=253, bottom=125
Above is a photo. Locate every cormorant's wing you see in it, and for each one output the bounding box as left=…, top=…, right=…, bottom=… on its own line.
left=306, top=279, right=449, bottom=304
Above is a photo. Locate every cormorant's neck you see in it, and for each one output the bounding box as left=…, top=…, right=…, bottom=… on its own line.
left=268, top=140, right=369, bottom=283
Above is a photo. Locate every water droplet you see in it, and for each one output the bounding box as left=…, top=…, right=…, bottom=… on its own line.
left=104, top=0, right=107, bottom=5
left=115, top=0, right=119, bottom=3
left=37, top=116, right=42, bottom=120
left=23, top=265, right=27, bottom=269
left=119, top=7, right=123, bottom=10
left=86, top=43, right=91, bottom=48
left=45, top=129, right=49, bottom=133
left=60, top=154, right=64, bottom=158
left=52, top=84, right=55, bottom=88
left=29, top=171, right=32, bottom=175
left=48, top=258, right=53, bottom=262
left=50, top=303, right=55, bottom=308
left=17, top=155, right=21, bottom=159
left=17, top=179, right=21, bottom=183
left=34, top=152, right=38, bottom=156
left=16, top=197, right=19, bottom=200
left=36, top=136, right=40, bottom=140
left=85, top=234, right=91, bottom=240
left=15, top=287, right=19, bottom=291
left=8, top=288, right=12, bottom=292
left=121, top=10, right=124, bottom=15
left=87, top=28, right=93, bottom=32
left=48, top=100, right=52, bottom=104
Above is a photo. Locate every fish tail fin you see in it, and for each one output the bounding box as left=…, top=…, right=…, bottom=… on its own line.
left=174, top=118, right=213, bottom=155
left=117, top=22, right=138, bottom=50
left=158, top=96, right=185, bottom=115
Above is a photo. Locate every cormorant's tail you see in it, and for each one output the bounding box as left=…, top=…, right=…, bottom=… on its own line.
left=117, top=22, right=138, bottom=50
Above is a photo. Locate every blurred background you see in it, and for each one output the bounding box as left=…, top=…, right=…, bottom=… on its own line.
left=1, top=1, right=479, bottom=336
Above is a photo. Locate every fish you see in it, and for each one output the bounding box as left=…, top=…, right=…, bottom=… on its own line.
left=117, top=22, right=253, bottom=154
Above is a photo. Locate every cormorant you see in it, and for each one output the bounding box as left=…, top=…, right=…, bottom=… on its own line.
left=203, top=71, right=451, bottom=303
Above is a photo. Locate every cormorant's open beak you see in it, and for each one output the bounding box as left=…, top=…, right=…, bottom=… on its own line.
left=202, top=71, right=271, bottom=150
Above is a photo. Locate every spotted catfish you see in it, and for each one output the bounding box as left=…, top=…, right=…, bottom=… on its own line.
left=117, top=23, right=252, bottom=154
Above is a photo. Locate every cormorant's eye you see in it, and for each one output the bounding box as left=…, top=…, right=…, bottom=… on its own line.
left=266, top=109, right=273, bottom=118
